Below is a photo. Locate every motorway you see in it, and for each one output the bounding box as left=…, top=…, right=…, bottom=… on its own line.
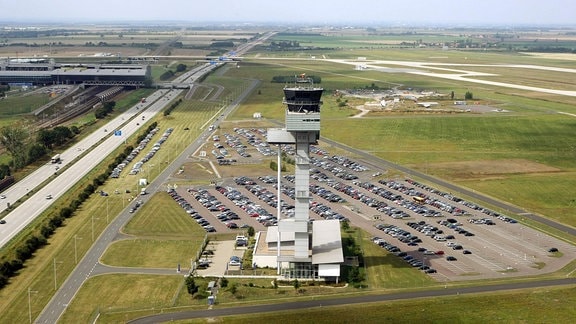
left=0, top=89, right=178, bottom=248
left=31, top=34, right=272, bottom=323
left=34, top=67, right=261, bottom=324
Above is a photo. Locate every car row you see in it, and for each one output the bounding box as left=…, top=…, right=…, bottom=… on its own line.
left=371, top=237, right=437, bottom=274
left=169, top=188, right=215, bottom=232
left=109, top=127, right=160, bottom=179
left=128, top=199, right=143, bottom=214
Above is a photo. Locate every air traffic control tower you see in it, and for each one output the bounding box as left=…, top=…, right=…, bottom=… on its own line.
left=267, top=74, right=323, bottom=272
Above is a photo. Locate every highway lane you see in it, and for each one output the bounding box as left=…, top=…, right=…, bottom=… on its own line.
left=0, top=89, right=178, bottom=248
left=34, top=87, right=223, bottom=324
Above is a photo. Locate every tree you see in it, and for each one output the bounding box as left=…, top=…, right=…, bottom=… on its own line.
left=185, top=276, right=198, bottom=295
left=465, top=91, right=474, bottom=100
left=37, top=128, right=55, bottom=148
left=450, top=91, right=455, bottom=100
left=0, top=125, right=29, bottom=169
left=53, top=126, right=73, bottom=145
left=0, top=164, right=11, bottom=179
left=175, top=64, right=187, bottom=72
left=27, top=143, right=47, bottom=163
left=293, top=279, right=300, bottom=292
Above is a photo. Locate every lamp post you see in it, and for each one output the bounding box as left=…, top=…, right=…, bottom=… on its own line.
left=28, top=287, right=37, bottom=324
left=53, top=258, right=63, bottom=290
left=106, top=195, right=109, bottom=224
left=74, top=235, right=82, bottom=264
left=91, top=215, right=100, bottom=242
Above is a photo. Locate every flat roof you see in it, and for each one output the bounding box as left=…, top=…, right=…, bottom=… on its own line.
left=312, top=219, right=344, bottom=265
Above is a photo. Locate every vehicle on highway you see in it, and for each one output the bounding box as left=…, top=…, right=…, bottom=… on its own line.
left=51, top=154, right=61, bottom=163
left=46, top=194, right=52, bottom=199
left=0, top=219, right=6, bottom=224
left=0, top=194, right=6, bottom=199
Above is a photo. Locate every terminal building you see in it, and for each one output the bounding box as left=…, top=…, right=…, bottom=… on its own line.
left=252, top=75, right=344, bottom=281
left=0, top=58, right=150, bottom=87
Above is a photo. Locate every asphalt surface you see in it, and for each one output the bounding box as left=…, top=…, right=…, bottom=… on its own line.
left=319, top=137, right=576, bottom=238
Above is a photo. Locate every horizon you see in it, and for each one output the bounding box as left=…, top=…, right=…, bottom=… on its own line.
left=0, top=0, right=575, bottom=27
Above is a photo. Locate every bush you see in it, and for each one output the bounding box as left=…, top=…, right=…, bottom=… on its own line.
left=60, top=207, right=74, bottom=218
left=220, top=277, right=229, bottom=288
left=185, top=276, right=198, bottom=295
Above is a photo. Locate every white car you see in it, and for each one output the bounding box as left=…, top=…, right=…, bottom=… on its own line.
left=0, top=195, right=6, bottom=199
left=46, top=194, right=53, bottom=200
left=228, top=259, right=241, bottom=266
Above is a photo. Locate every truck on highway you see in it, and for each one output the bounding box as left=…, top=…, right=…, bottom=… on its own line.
left=51, top=154, right=61, bottom=163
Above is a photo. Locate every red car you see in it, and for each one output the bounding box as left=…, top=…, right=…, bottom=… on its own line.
left=435, top=250, right=445, bottom=255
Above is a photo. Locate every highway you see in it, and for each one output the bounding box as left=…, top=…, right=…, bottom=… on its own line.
left=0, top=89, right=178, bottom=248
left=32, top=33, right=272, bottom=323
left=0, top=50, right=243, bottom=249
left=33, top=68, right=260, bottom=324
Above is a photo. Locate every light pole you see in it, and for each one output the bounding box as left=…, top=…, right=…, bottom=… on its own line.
left=74, top=235, right=82, bottom=264
left=91, top=215, right=100, bottom=242
left=106, top=196, right=109, bottom=223
left=28, top=287, right=37, bottom=324
left=53, top=258, right=63, bottom=290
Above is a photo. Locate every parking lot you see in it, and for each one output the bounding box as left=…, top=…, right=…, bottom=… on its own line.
left=173, top=127, right=576, bottom=282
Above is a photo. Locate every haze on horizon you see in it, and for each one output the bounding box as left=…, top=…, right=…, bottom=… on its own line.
left=0, top=0, right=574, bottom=26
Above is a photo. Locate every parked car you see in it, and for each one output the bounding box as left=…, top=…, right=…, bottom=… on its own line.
left=229, top=256, right=242, bottom=266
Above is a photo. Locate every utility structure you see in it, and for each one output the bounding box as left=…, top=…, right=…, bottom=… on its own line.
left=267, top=74, right=342, bottom=279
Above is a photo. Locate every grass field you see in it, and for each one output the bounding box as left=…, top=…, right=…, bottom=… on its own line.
left=177, top=285, right=576, bottom=323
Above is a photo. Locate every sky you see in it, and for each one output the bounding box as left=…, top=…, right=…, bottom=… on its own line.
left=0, top=0, right=574, bottom=26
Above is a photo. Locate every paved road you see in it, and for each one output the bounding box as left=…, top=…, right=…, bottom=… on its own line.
left=0, top=89, right=176, bottom=248
left=34, top=78, right=261, bottom=324
left=129, top=277, right=576, bottom=323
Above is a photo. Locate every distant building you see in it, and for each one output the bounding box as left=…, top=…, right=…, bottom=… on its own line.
left=0, top=58, right=150, bottom=87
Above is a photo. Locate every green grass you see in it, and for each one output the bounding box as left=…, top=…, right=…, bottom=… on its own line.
left=102, top=239, right=200, bottom=268
left=58, top=274, right=186, bottom=323
left=101, top=192, right=207, bottom=268
left=0, top=88, right=51, bottom=120
left=179, top=285, right=576, bottom=323
left=122, top=192, right=205, bottom=237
